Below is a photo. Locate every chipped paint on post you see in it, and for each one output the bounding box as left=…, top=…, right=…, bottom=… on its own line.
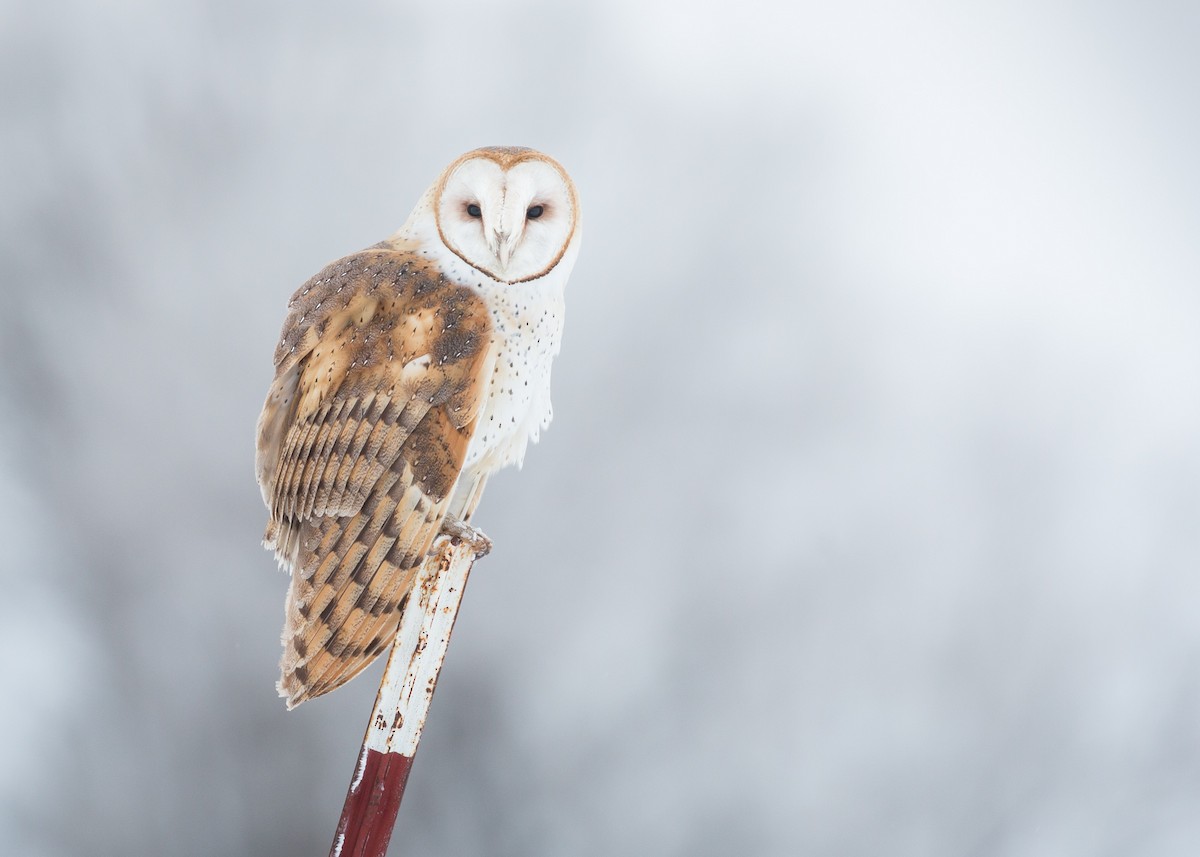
left=365, top=538, right=473, bottom=756
left=329, top=537, right=477, bottom=857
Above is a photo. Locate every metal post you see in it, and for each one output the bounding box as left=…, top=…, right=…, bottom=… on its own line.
left=329, top=538, right=477, bottom=857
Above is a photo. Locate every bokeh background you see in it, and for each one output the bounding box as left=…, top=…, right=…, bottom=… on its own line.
left=3, top=1, right=1198, bottom=855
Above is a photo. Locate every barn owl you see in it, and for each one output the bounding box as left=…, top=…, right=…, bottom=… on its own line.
left=255, top=147, right=581, bottom=708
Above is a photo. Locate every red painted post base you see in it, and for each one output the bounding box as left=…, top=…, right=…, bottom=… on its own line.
left=324, top=539, right=477, bottom=857
left=330, top=746, right=415, bottom=857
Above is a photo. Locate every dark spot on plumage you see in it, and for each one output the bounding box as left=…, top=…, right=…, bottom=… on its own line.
left=407, top=426, right=456, bottom=499
left=365, top=634, right=388, bottom=654
left=353, top=560, right=375, bottom=585
left=292, top=664, right=309, bottom=686
left=433, top=326, right=480, bottom=366
left=384, top=539, right=414, bottom=569
left=328, top=629, right=364, bottom=658
left=367, top=595, right=397, bottom=617
left=319, top=600, right=337, bottom=622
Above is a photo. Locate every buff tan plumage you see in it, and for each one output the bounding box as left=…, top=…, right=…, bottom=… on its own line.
left=257, top=148, right=581, bottom=707
left=258, top=250, right=494, bottom=705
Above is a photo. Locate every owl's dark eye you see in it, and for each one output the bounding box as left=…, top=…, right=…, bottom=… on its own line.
left=526, top=205, right=544, bottom=219
left=466, top=203, right=482, bottom=218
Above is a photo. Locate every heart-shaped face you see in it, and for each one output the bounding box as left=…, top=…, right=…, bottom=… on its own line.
left=434, top=149, right=579, bottom=284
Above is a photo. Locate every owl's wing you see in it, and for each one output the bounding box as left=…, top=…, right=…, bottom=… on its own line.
left=256, top=249, right=494, bottom=707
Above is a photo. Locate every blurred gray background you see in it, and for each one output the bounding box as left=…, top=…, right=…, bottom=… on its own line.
left=3, top=1, right=1198, bottom=855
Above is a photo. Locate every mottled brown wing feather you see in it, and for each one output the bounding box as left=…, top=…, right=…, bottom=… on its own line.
left=255, top=249, right=493, bottom=708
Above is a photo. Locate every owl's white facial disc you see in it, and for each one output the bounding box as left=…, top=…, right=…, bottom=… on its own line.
left=435, top=156, right=577, bottom=284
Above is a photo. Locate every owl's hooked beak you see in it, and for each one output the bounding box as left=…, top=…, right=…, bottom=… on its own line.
left=489, top=228, right=516, bottom=270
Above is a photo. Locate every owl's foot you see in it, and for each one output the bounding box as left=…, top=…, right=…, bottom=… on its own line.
left=441, top=516, right=493, bottom=558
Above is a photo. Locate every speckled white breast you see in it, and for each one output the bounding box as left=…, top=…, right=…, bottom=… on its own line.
left=464, top=273, right=566, bottom=472
left=394, top=197, right=575, bottom=480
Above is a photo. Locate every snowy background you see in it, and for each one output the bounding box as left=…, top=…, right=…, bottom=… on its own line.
left=3, top=1, right=1199, bottom=855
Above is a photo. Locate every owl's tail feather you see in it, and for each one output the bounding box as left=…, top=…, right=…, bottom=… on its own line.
left=275, top=469, right=450, bottom=708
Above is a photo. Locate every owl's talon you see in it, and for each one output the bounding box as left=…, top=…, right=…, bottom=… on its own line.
left=441, top=517, right=492, bottom=558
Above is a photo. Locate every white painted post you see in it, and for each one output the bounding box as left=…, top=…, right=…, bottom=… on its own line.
left=330, top=537, right=477, bottom=857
